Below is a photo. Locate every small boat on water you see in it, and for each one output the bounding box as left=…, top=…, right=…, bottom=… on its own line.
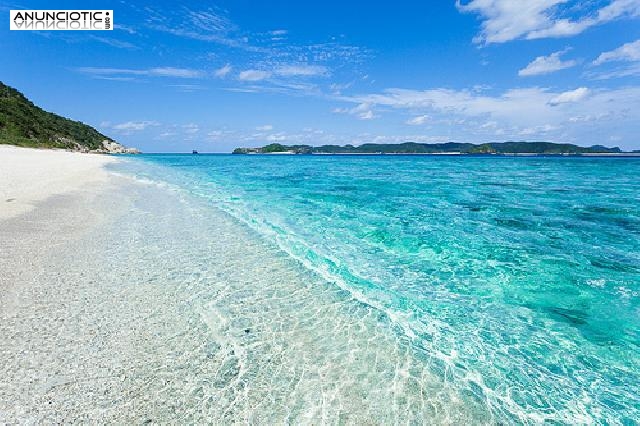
left=192, top=150, right=198, bottom=154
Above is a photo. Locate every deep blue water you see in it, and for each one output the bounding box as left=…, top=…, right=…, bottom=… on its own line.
left=114, top=154, right=640, bottom=422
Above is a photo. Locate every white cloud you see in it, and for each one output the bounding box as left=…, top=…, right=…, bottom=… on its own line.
left=266, top=133, right=287, bottom=141
left=359, top=110, right=375, bottom=120
left=589, top=63, right=640, bottom=79
left=329, top=82, right=353, bottom=94
left=168, top=84, right=205, bottom=92
left=187, top=10, right=235, bottom=33
left=157, top=131, right=176, bottom=138
left=548, top=87, right=590, bottom=105
left=351, top=103, right=375, bottom=119
left=480, top=120, right=498, bottom=128
left=344, top=86, right=597, bottom=120
left=231, top=129, right=447, bottom=148
left=78, top=67, right=205, bottom=79
left=90, top=36, right=137, bottom=50
left=406, top=115, right=430, bottom=125
left=145, top=4, right=368, bottom=92
left=519, top=49, right=578, bottom=76
left=457, top=0, right=565, bottom=43
left=568, top=113, right=610, bottom=122
left=457, top=0, right=640, bottom=44
left=214, top=63, right=232, bottom=77
left=519, top=124, right=558, bottom=135
left=207, top=129, right=234, bottom=140
left=147, top=67, right=204, bottom=78
left=111, top=121, right=159, bottom=132
left=529, top=0, right=640, bottom=39
left=275, top=64, right=328, bottom=77
left=238, top=69, right=272, bottom=81
left=593, top=39, right=640, bottom=65
left=237, top=64, right=329, bottom=83
left=147, top=8, right=257, bottom=51
left=334, top=102, right=377, bottom=120
left=156, top=80, right=638, bottom=150
left=182, top=123, right=200, bottom=134
left=336, top=84, right=640, bottom=144
left=114, top=24, right=136, bottom=35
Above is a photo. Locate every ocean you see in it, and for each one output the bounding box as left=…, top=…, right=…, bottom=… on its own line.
left=109, top=154, right=640, bottom=423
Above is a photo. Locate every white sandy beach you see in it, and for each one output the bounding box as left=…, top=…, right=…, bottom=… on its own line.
left=0, top=146, right=475, bottom=423
left=0, top=145, right=116, bottom=221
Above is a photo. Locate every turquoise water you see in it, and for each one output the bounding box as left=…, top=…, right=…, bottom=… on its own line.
left=113, top=154, right=640, bottom=423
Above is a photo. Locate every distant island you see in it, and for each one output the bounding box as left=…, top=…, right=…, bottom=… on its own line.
left=0, top=81, right=139, bottom=154
left=233, top=142, right=638, bottom=155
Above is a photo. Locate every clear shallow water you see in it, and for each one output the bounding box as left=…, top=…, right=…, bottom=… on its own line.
left=112, top=154, right=640, bottom=423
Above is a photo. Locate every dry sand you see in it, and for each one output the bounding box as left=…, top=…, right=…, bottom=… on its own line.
left=0, top=145, right=117, bottom=221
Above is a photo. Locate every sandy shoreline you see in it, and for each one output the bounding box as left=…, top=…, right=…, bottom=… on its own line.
left=0, top=146, right=477, bottom=423
left=0, top=145, right=117, bottom=221
left=0, top=145, right=123, bottom=323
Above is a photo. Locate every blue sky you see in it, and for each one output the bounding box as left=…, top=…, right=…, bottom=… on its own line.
left=2, top=0, right=640, bottom=152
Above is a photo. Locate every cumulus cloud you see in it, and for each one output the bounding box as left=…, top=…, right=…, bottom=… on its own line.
left=334, top=84, right=640, bottom=142
left=548, top=87, right=590, bottom=105
left=593, top=39, right=640, bottom=65
left=519, top=49, right=578, bottom=76
left=256, top=124, right=273, bottom=131
left=457, top=0, right=640, bottom=44
left=334, top=103, right=377, bottom=120
left=344, top=86, right=598, bottom=119
left=406, top=115, right=430, bottom=125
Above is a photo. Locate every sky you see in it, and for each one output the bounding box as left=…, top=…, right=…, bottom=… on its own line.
left=2, top=0, right=640, bottom=152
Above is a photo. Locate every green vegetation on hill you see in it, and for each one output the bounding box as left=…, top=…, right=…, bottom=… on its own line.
left=0, top=81, right=113, bottom=150
left=261, top=143, right=288, bottom=153
left=233, top=141, right=623, bottom=155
